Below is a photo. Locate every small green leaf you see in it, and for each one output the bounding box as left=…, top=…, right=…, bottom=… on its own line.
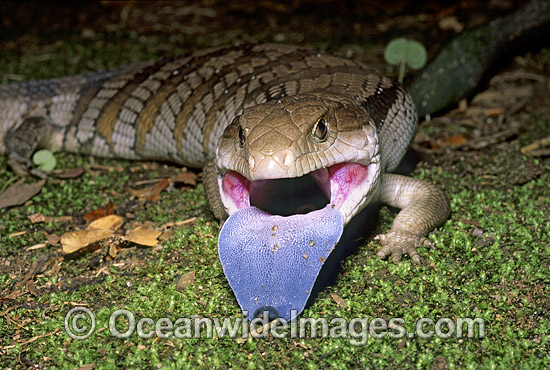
left=384, top=38, right=427, bottom=69
left=384, top=37, right=427, bottom=83
left=384, top=37, right=410, bottom=65
left=405, top=39, right=427, bottom=69
left=32, top=149, right=57, bottom=171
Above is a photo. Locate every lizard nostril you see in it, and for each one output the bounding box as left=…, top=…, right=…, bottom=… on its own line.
left=275, top=149, right=294, bottom=169
left=283, top=151, right=293, bottom=168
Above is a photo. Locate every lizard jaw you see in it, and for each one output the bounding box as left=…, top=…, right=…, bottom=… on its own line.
left=215, top=160, right=381, bottom=321
left=218, top=160, right=380, bottom=225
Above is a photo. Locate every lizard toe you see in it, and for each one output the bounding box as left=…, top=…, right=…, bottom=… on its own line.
left=375, top=231, right=426, bottom=263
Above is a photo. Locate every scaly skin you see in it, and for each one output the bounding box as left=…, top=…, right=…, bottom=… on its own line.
left=1, top=44, right=449, bottom=319
left=0, top=43, right=448, bottom=261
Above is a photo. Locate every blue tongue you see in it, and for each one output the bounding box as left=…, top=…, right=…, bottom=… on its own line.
left=218, top=205, right=344, bottom=321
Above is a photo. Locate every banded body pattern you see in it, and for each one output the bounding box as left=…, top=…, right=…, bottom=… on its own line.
left=0, top=44, right=409, bottom=170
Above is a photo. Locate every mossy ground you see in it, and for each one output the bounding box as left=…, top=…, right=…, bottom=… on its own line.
left=0, top=1, right=549, bottom=369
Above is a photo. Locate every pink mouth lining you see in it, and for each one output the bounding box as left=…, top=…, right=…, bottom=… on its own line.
left=221, top=162, right=369, bottom=214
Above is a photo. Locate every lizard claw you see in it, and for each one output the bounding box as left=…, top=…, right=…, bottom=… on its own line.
left=7, top=155, right=47, bottom=179
left=375, top=231, right=429, bottom=263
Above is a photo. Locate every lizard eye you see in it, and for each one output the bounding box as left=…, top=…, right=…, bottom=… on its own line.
left=238, top=126, right=246, bottom=148
left=312, top=117, right=328, bottom=142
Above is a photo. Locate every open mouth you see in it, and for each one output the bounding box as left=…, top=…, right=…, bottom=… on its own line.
left=220, top=162, right=369, bottom=218
left=217, top=161, right=375, bottom=321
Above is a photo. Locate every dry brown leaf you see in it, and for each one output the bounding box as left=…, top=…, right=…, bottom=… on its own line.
left=48, top=259, right=62, bottom=277
left=88, top=215, right=125, bottom=231
left=484, top=107, right=506, bottom=117
left=109, top=243, right=120, bottom=259
left=10, top=231, right=27, bottom=237
left=61, top=229, right=114, bottom=254
left=0, top=179, right=46, bottom=209
left=170, top=171, right=197, bottom=186
left=26, top=280, right=38, bottom=296
left=61, top=214, right=124, bottom=254
left=14, top=255, right=49, bottom=290
left=54, top=216, right=74, bottom=222
left=26, top=243, right=47, bottom=251
left=5, top=289, right=26, bottom=299
left=53, top=167, right=84, bottom=178
left=123, top=227, right=162, bottom=247
left=74, top=364, right=95, bottom=370
left=28, top=213, right=47, bottom=223
left=47, top=233, right=60, bottom=245
left=176, top=270, right=196, bottom=291
left=329, top=292, right=347, bottom=307
left=438, top=16, right=464, bottom=32
left=160, top=217, right=197, bottom=230
left=28, top=213, right=72, bottom=224
left=159, top=230, right=174, bottom=241
left=130, top=178, right=169, bottom=202
left=84, top=201, right=115, bottom=222
left=521, top=136, right=550, bottom=156
left=441, top=134, right=467, bottom=147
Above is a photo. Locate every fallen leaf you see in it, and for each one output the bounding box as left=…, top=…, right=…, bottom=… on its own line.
left=170, top=171, right=197, bottom=186
left=26, top=243, right=47, bottom=251
left=123, top=227, right=162, bottom=247
left=48, top=258, right=62, bottom=277
left=26, top=279, right=38, bottom=296
left=14, top=255, right=49, bottom=289
left=459, top=218, right=482, bottom=227
left=441, top=134, right=467, bottom=147
left=74, top=364, right=95, bottom=370
left=61, top=229, right=114, bottom=254
left=5, top=289, right=26, bottom=299
left=329, top=292, right=347, bottom=307
left=10, top=231, right=27, bottom=237
left=84, top=201, right=115, bottom=222
left=472, top=228, right=484, bottom=238
left=88, top=215, right=125, bottom=231
left=62, top=212, right=124, bottom=255
left=160, top=217, right=197, bottom=230
left=55, top=216, right=74, bottom=222
left=521, top=136, right=550, bottom=156
left=130, top=178, right=169, bottom=202
left=176, top=270, right=196, bottom=291
left=0, top=179, right=46, bottom=209
left=27, top=213, right=73, bottom=224
left=159, top=230, right=174, bottom=241
left=47, top=233, right=60, bottom=245
left=53, top=167, right=84, bottom=178
left=484, top=107, right=505, bottom=117
left=438, top=16, right=464, bottom=32
left=28, top=213, right=47, bottom=223
left=109, top=243, right=120, bottom=259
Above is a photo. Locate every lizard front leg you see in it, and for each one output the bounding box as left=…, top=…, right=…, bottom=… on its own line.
left=5, top=116, right=53, bottom=178
left=375, top=173, right=450, bottom=263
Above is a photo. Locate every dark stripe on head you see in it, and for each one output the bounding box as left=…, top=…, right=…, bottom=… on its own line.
left=360, top=81, right=400, bottom=130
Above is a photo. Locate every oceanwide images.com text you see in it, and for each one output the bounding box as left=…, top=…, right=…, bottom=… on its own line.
left=65, top=307, right=486, bottom=346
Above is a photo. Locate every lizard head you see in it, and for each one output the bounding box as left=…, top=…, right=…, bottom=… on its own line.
left=213, top=94, right=382, bottom=321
